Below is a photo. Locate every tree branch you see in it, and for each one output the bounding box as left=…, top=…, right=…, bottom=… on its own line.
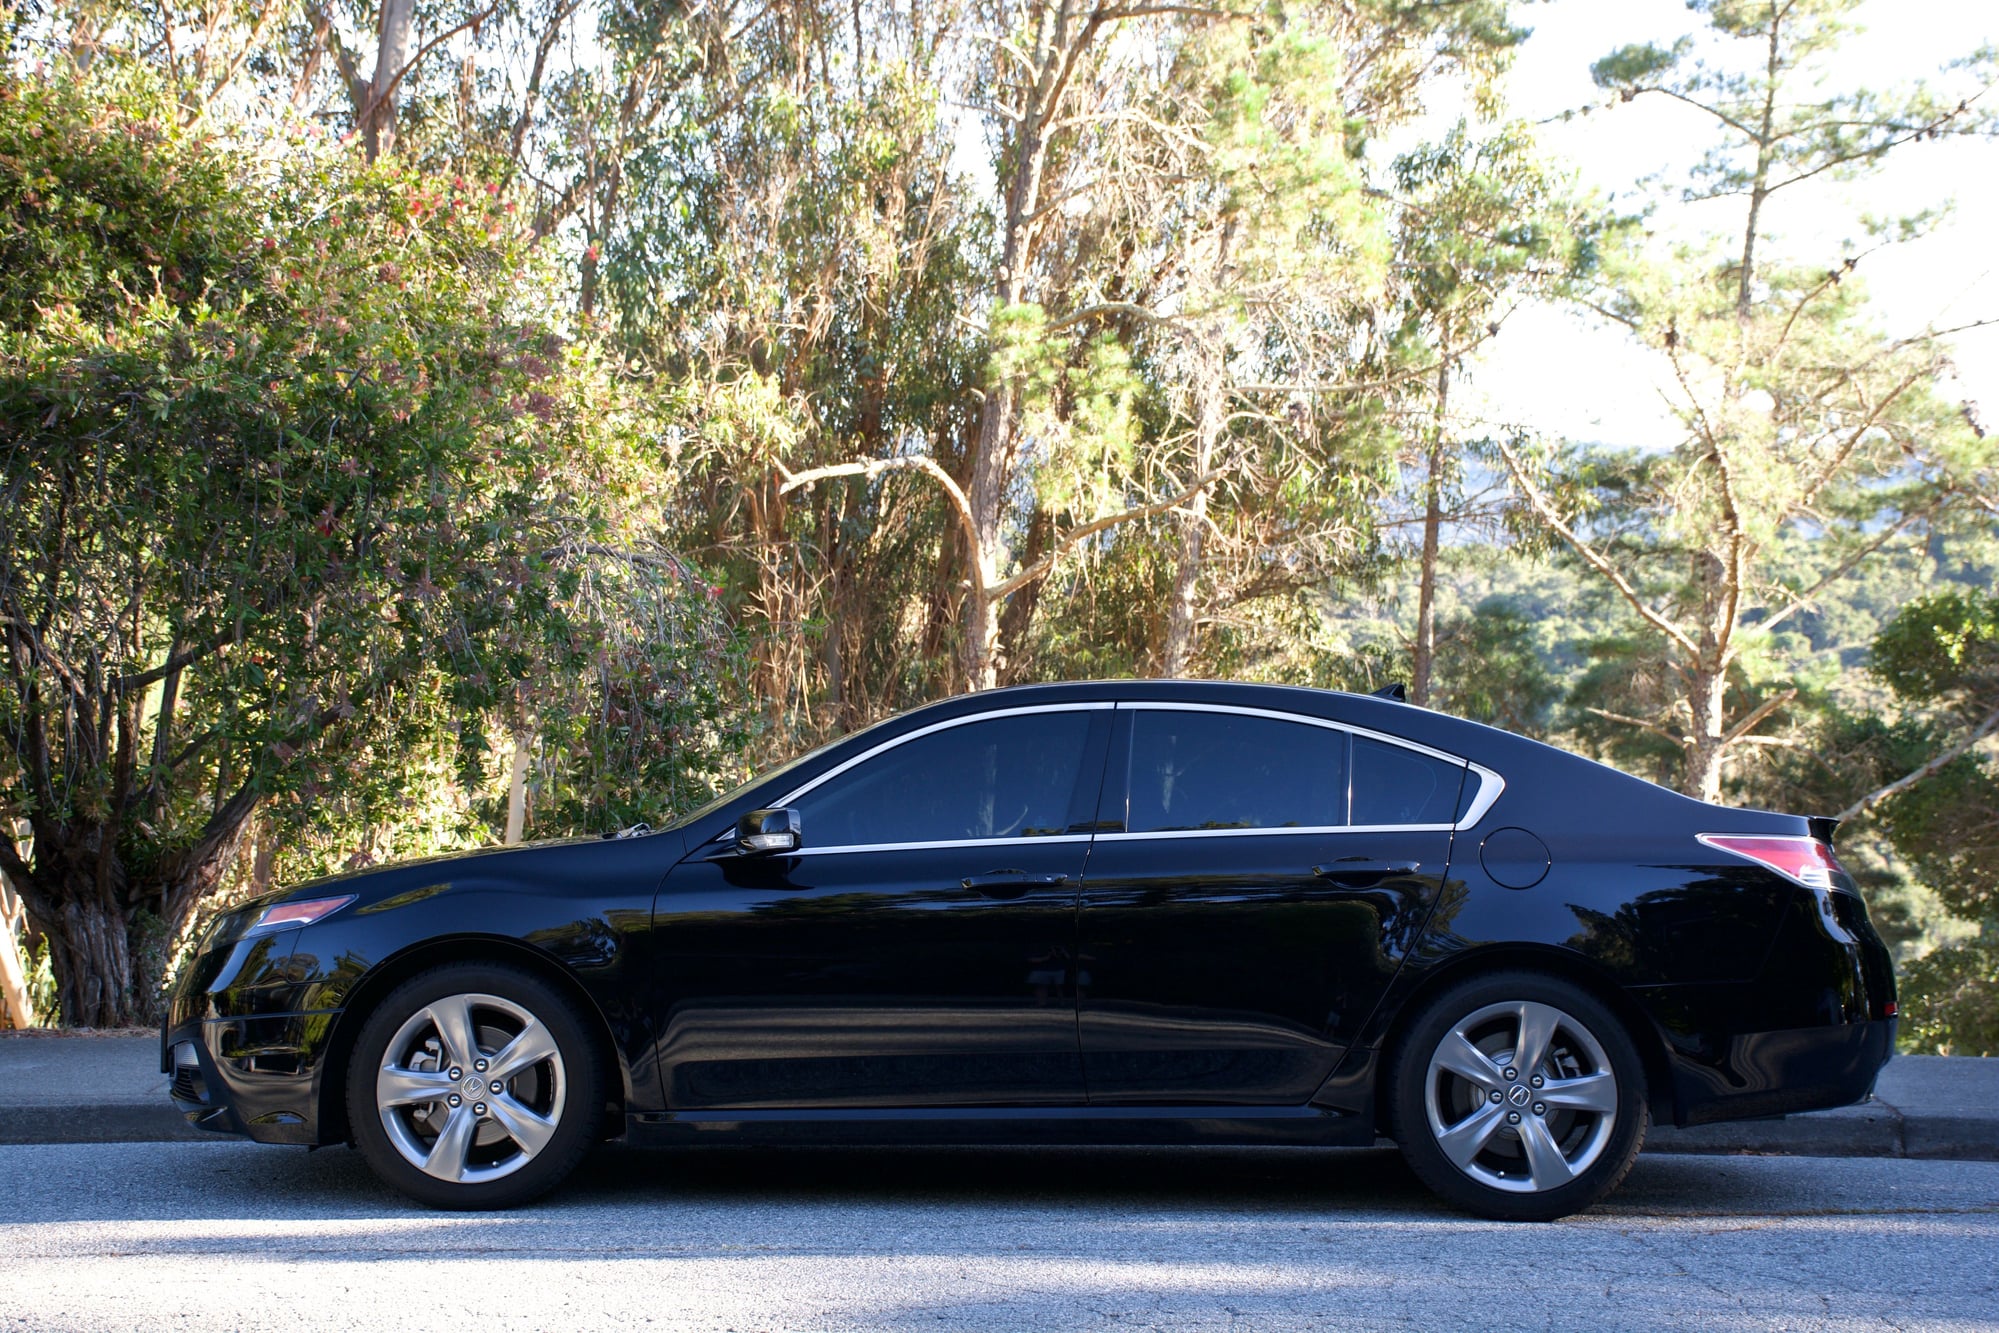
left=778, top=456, right=983, bottom=587
left=1493, top=437, right=1701, bottom=657
left=1719, top=687, right=1797, bottom=749
left=1584, top=706, right=1687, bottom=746
left=1836, top=702, right=1999, bottom=824
left=115, top=639, right=215, bottom=693
left=989, top=467, right=1227, bottom=600
left=1757, top=501, right=1937, bottom=636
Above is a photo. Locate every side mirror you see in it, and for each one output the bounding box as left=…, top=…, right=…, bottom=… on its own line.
left=736, top=807, right=801, bottom=855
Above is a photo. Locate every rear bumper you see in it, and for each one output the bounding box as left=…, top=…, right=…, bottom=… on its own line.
left=1638, top=884, right=1899, bottom=1127
left=161, top=1011, right=338, bottom=1145
left=1664, top=1016, right=1896, bottom=1126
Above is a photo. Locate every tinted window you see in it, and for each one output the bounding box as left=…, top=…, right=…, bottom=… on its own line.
left=795, top=711, right=1094, bottom=847
left=1352, top=736, right=1464, bottom=825
left=1125, top=710, right=1347, bottom=833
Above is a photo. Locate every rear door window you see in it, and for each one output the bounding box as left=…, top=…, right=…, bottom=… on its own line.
left=1124, top=709, right=1347, bottom=833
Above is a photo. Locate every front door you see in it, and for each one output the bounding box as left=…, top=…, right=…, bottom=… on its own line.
left=653, top=704, right=1111, bottom=1109
left=1077, top=705, right=1461, bottom=1105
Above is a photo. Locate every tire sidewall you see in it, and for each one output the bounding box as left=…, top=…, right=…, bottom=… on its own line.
left=1390, top=970, right=1648, bottom=1222
left=346, top=962, right=602, bottom=1210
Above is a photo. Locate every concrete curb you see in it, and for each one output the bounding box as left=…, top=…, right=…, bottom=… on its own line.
left=0, top=1102, right=207, bottom=1145
left=7, top=1106, right=1991, bottom=1157
left=3, top=1037, right=1995, bottom=1159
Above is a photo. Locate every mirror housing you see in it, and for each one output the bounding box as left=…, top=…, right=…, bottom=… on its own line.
left=736, top=807, right=802, bottom=855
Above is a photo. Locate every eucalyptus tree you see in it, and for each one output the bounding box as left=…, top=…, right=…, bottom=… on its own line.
left=599, top=0, right=992, bottom=739
left=1497, top=0, right=1998, bottom=801
left=1012, top=1, right=1530, bottom=683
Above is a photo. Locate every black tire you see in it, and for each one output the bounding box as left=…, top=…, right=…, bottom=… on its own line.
left=346, top=962, right=603, bottom=1210
left=1387, top=970, right=1647, bottom=1221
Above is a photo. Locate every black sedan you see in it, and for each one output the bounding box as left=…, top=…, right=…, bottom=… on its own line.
left=162, top=679, right=1897, bottom=1220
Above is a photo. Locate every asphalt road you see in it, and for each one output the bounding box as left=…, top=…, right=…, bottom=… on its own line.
left=1, top=1141, right=1994, bottom=1332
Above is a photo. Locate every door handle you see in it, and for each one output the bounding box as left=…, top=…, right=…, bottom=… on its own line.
left=1314, top=858, right=1420, bottom=886
left=962, top=872, right=1070, bottom=899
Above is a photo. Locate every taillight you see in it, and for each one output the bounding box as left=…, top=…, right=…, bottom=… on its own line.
left=1697, top=834, right=1843, bottom=890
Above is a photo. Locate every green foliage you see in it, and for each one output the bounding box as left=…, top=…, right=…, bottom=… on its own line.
left=0, top=71, right=245, bottom=330
left=1430, top=599, right=1561, bottom=736
left=1873, top=589, right=1999, bottom=710
left=0, top=67, right=745, bottom=1021
left=1898, top=932, right=1999, bottom=1057
left=1847, top=589, right=1999, bottom=1051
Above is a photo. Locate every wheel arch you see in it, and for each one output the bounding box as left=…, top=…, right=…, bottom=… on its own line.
left=1372, top=944, right=1678, bottom=1131
left=316, top=934, right=630, bottom=1147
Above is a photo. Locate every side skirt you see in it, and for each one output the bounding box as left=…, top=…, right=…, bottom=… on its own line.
left=623, top=1103, right=1376, bottom=1148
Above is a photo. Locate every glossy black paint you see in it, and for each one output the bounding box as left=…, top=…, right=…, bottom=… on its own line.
left=162, top=678, right=1896, bottom=1154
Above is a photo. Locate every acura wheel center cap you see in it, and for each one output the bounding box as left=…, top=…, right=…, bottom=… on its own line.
left=463, top=1076, right=485, bottom=1097
left=1508, top=1085, right=1531, bottom=1107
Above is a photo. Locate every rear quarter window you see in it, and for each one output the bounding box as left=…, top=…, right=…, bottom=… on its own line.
left=1352, top=736, right=1465, bottom=825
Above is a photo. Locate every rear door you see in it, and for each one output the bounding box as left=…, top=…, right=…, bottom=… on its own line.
left=1076, top=704, right=1464, bottom=1105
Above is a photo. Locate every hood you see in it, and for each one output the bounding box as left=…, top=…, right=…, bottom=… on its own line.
left=261, top=832, right=614, bottom=909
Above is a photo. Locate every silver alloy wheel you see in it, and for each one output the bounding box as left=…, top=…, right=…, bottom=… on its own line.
left=1423, top=999, right=1618, bottom=1194
left=375, top=991, right=567, bottom=1185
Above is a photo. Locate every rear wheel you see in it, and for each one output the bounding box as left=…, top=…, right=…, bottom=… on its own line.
left=346, top=962, right=603, bottom=1209
left=1389, top=971, right=1646, bottom=1221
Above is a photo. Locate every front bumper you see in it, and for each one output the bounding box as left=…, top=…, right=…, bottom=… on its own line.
left=161, top=919, right=343, bottom=1146
left=161, top=1011, right=341, bottom=1144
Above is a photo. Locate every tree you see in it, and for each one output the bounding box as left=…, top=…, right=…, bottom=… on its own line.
left=1846, top=590, right=1999, bottom=1053
left=1497, top=0, right=1998, bottom=801
left=968, top=0, right=1528, bottom=687
left=0, top=71, right=738, bottom=1025
left=1379, top=123, right=1583, bottom=706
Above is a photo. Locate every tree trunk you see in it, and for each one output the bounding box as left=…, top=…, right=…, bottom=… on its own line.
left=15, top=829, right=138, bottom=1027
left=961, top=575, right=1003, bottom=692
left=365, top=0, right=416, bottom=161
left=505, top=733, right=531, bottom=844
left=1161, top=345, right=1223, bottom=678
left=10, top=780, right=259, bottom=1027
left=1683, top=659, right=1729, bottom=804
left=53, top=895, right=135, bottom=1027
left=1736, top=16, right=1783, bottom=320
left=997, top=507, right=1054, bottom=686
left=962, top=4, right=1090, bottom=692
left=1411, top=363, right=1450, bottom=707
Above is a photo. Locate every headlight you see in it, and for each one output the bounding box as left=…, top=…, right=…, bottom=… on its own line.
left=245, top=894, right=357, bottom=936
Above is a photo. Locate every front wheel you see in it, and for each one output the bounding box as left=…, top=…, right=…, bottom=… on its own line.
left=1388, top=971, right=1647, bottom=1221
left=346, top=962, right=603, bottom=1209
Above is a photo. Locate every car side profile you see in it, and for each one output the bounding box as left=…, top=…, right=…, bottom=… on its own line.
left=162, top=679, right=1897, bottom=1220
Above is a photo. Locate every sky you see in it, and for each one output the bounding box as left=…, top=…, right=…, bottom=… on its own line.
left=1452, top=0, right=1999, bottom=451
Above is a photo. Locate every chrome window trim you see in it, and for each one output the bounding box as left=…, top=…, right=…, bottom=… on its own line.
left=787, top=833, right=1095, bottom=858
left=1458, top=762, right=1507, bottom=828
left=1094, top=823, right=1455, bottom=842
left=760, top=702, right=1113, bottom=840
left=735, top=696, right=1506, bottom=853
left=1120, top=700, right=1464, bottom=765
